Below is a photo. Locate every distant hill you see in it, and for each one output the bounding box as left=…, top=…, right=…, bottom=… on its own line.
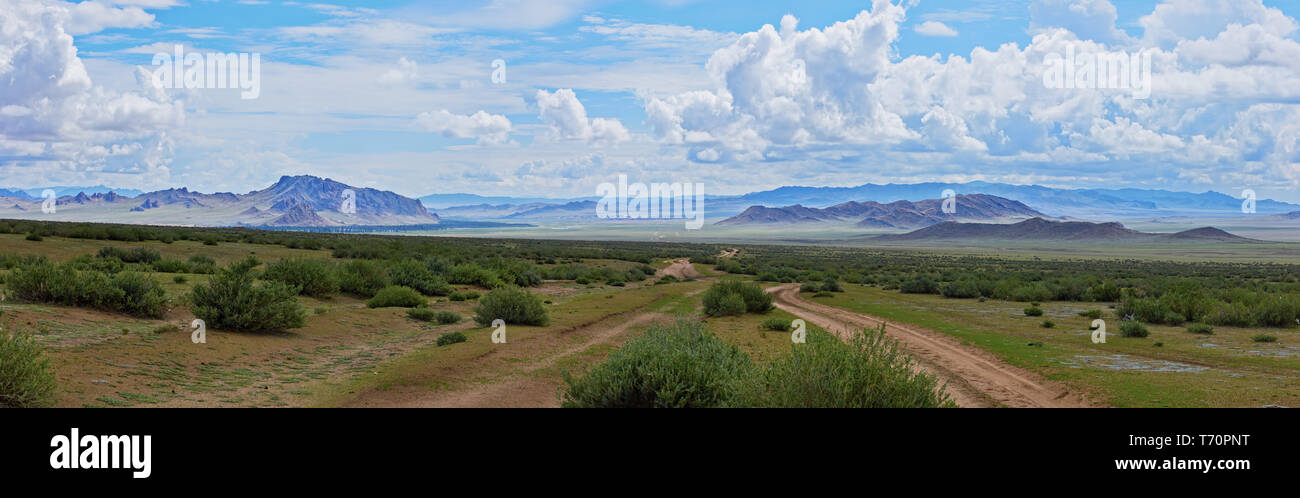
left=872, top=218, right=1257, bottom=243
left=707, top=181, right=1300, bottom=219
left=419, top=193, right=589, bottom=210
left=0, top=175, right=437, bottom=228
left=716, top=194, right=1044, bottom=228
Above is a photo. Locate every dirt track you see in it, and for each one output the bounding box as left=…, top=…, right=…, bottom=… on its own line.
left=767, top=284, right=1093, bottom=408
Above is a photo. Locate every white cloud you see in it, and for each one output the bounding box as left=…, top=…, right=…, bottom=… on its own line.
left=65, top=0, right=157, bottom=35
left=536, top=89, right=629, bottom=145
left=914, top=21, right=958, bottom=37
left=415, top=109, right=513, bottom=145
left=0, top=0, right=182, bottom=182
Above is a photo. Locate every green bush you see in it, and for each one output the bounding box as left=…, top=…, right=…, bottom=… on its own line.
left=701, top=280, right=773, bottom=317
left=435, top=311, right=461, bottom=324
left=562, top=320, right=954, bottom=408
left=173, top=275, right=188, bottom=284
left=1024, top=306, right=1044, bottom=317
left=189, top=257, right=306, bottom=333
left=407, top=307, right=437, bottom=322
left=560, top=320, right=754, bottom=408
left=7, top=261, right=166, bottom=318
left=1252, top=334, right=1278, bottom=343
left=760, top=317, right=792, bottom=331
left=813, top=291, right=834, bottom=298
left=25, top=232, right=43, bottom=241
left=436, top=332, right=467, bottom=346
left=800, top=282, right=820, bottom=293
left=366, top=286, right=427, bottom=308
left=1186, top=323, right=1214, bottom=335
left=0, top=320, right=58, bottom=408
left=1120, top=321, right=1149, bottom=338
left=387, top=260, right=451, bottom=296
left=900, top=276, right=939, bottom=294
left=733, top=326, right=953, bottom=408
left=1041, top=320, right=1055, bottom=328
left=1078, top=309, right=1103, bottom=319
left=336, top=260, right=390, bottom=297
left=448, top=263, right=502, bottom=289
left=264, top=257, right=339, bottom=298
left=473, top=286, right=548, bottom=326
left=820, top=279, right=844, bottom=292
left=97, top=246, right=161, bottom=264
left=448, top=290, right=480, bottom=301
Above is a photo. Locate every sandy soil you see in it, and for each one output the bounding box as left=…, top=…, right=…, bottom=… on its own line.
left=767, top=284, right=1095, bottom=408
left=656, top=259, right=701, bottom=280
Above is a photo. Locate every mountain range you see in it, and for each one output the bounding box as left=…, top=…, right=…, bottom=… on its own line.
left=870, top=218, right=1257, bottom=243
left=416, top=181, right=1300, bottom=220
left=716, top=194, right=1044, bottom=228
left=0, top=176, right=437, bottom=227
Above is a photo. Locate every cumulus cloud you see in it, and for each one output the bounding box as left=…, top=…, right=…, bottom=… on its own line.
left=0, top=0, right=183, bottom=181
left=914, top=21, right=957, bottom=37
left=643, top=0, right=1300, bottom=190
left=415, top=109, right=512, bottom=145
left=536, top=89, right=629, bottom=145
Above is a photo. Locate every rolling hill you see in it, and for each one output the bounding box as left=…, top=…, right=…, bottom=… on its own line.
left=716, top=194, right=1045, bottom=229
left=871, top=218, right=1257, bottom=243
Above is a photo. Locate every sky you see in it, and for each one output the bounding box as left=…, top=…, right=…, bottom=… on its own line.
left=3, top=0, right=1300, bottom=202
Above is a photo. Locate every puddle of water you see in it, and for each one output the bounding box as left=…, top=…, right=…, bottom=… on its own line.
left=1066, top=354, right=1209, bottom=373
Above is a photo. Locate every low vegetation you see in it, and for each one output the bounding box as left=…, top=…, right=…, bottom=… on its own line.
left=0, top=315, right=58, bottom=408
left=702, top=280, right=773, bottom=317
left=473, top=286, right=548, bottom=326
left=189, top=257, right=306, bottom=333
left=560, top=320, right=952, bottom=408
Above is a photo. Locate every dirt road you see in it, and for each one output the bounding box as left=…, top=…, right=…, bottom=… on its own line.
left=767, top=284, right=1093, bottom=408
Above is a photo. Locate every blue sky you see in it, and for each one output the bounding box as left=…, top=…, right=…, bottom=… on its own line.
left=4, top=0, right=1300, bottom=202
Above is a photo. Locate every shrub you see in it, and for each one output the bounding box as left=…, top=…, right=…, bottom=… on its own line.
left=448, top=263, right=502, bottom=289
left=25, top=232, right=42, bottom=241
left=1078, top=309, right=1103, bottom=319
left=813, top=291, right=835, bottom=298
left=800, top=282, right=820, bottom=293
left=473, top=286, right=548, bottom=326
left=1120, top=321, right=1149, bottom=338
left=366, top=286, right=427, bottom=308
left=6, top=261, right=167, bottom=318
left=336, top=260, right=389, bottom=297
left=1024, top=306, right=1044, bottom=317
left=264, top=257, right=339, bottom=298
left=173, top=275, right=188, bottom=284
left=97, top=246, right=161, bottom=264
left=0, top=321, right=58, bottom=408
left=435, top=311, right=461, bottom=324
left=733, top=325, right=953, bottom=408
left=760, top=317, right=792, bottom=331
left=701, top=280, right=773, bottom=317
left=448, top=290, right=480, bottom=301
left=407, top=307, right=437, bottom=322
left=820, top=279, right=844, bottom=292
left=655, top=275, right=679, bottom=285
left=387, top=260, right=451, bottom=296
left=900, top=276, right=939, bottom=294
left=1252, top=334, right=1278, bottom=343
left=560, top=320, right=754, bottom=408
left=437, top=331, right=467, bottom=346
left=1186, top=323, right=1214, bottom=335
left=1041, top=320, right=1055, bottom=328
left=189, top=257, right=305, bottom=333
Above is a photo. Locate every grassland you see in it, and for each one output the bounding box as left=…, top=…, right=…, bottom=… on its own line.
left=798, top=284, right=1300, bottom=407
left=3, top=219, right=1297, bottom=408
